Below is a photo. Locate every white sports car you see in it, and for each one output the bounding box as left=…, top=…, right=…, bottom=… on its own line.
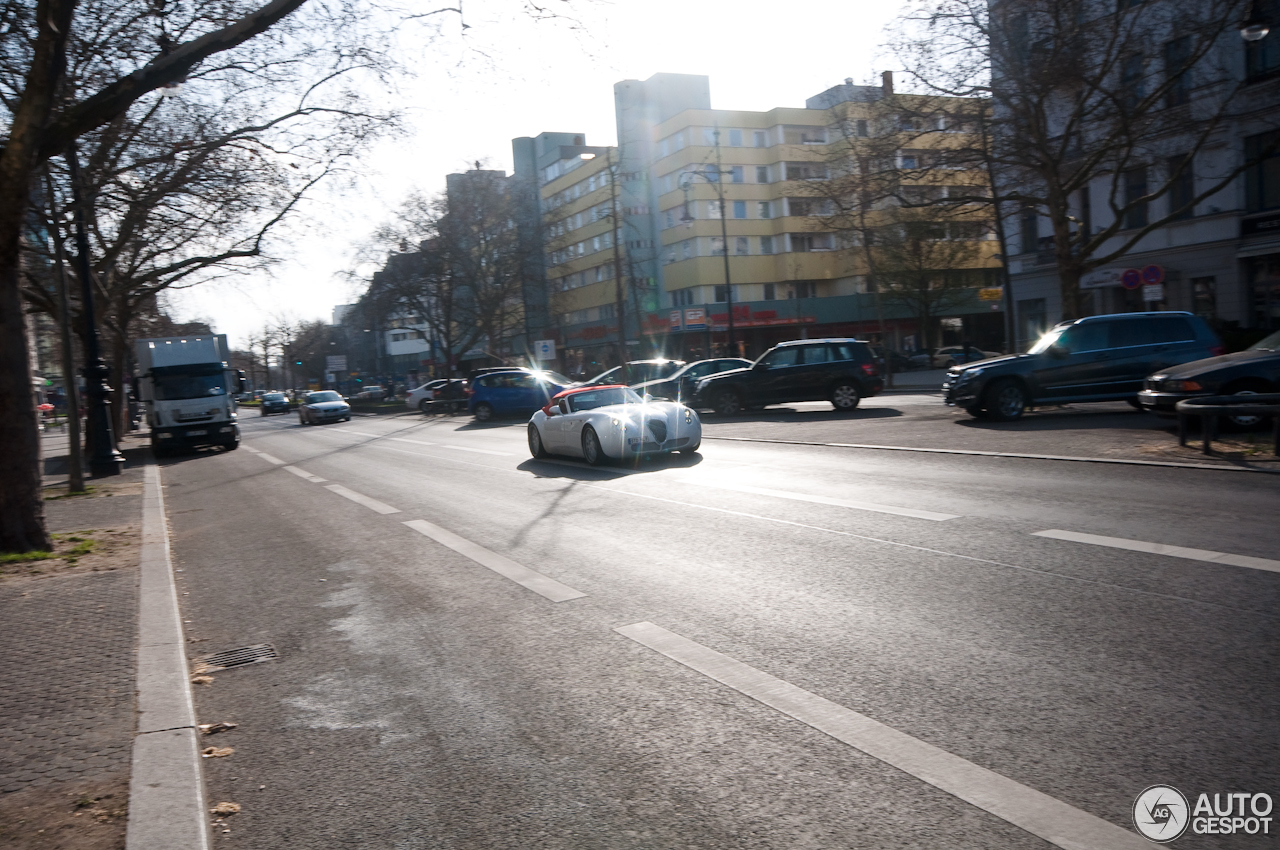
left=527, top=385, right=702, bottom=465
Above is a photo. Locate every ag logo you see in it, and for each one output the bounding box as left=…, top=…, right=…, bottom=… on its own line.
left=1134, top=785, right=1190, bottom=842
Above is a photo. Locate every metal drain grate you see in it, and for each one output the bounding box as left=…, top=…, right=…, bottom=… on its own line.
left=195, top=644, right=278, bottom=672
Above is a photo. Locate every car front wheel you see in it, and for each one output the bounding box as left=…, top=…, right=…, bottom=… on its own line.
left=831, top=382, right=861, bottom=411
left=474, top=402, right=494, bottom=422
left=528, top=423, right=549, bottom=458
left=985, top=378, right=1027, bottom=422
left=713, top=389, right=742, bottom=416
left=1223, top=384, right=1271, bottom=430
left=581, top=426, right=605, bottom=466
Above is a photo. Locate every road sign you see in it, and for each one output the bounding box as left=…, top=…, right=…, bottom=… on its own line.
left=1120, top=269, right=1142, bottom=290
left=978, top=287, right=1004, bottom=302
left=532, top=339, right=556, bottom=361
left=1143, top=283, right=1165, bottom=302
left=326, top=355, right=347, bottom=372
left=1141, top=264, right=1165, bottom=285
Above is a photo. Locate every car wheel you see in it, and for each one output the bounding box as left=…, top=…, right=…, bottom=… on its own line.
left=474, top=402, right=494, bottom=422
left=298, top=414, right=307, bottom=425
left=963, top=405, right=988, bottom=419
left=419, top=399, right=432, bottom=413
left=984, top=378, right=1027, bottom=422
left=714, top=389, right=742, bottom=416
left=581, top=426, right=606, bottom=466
left=528, top=423, right=548, bottom=458
left=1222, top=384, right=1271, bottom=430
left=223, top=440, right=239, bottom=451
left=831, top=382, right=861, bottom=411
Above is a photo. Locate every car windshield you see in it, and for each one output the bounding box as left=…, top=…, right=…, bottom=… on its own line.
left=566, top=387, right=643, bottom=412
left=263, top=393, right=285, bottom=401
left=307, top=391, right=343, bottom=403
left=1249, top=330, right=1280, bottom=351
left=1027, top=326, right=1070, bottom=354
left=634, top=362, right=681, bottom=382
left=153, top=373, right=226, bottom=400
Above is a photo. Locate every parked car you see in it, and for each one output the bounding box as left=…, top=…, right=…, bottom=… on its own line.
left=468, top=371, right=572, bottom=421
left=928, top=345, right=1002, bottom=369
left=869, top=346, right=913, bottom=373
left=583, top=359, right=686, bottom=387
left=405, top=379, right=469, bottom=412
left=631, top=358, right=752, bottom=404
left=298, top=390, right=351, bottom=425
left=693, top=339, right=884, bottom=415
left=943, top=311, right=1224, bottom=421
left=1138, top=328, right=1280, bottom=428
left=471, top=366, right=575, bottom=383
left=259, top=391, right=291, bottom=416
left=353, top=385, right=385, bottom=400
left=527, top=385, right=701, bottom=465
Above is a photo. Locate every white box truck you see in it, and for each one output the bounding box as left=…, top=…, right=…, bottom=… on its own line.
left=135, top=335, right=246, bottom=454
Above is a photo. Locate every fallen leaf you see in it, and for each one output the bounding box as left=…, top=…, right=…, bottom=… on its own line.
left=198, top=722, right=238, bottom=735
left=202, top=747, right=234, bottom=758
left=191, top=675, right=214, bottom=686
left=210, top=802, right=241, bottom=816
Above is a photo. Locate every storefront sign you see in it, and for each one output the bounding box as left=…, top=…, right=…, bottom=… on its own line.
left=1242, top=211, right=1280, bottom=237
left=1143, top=283, right=1165, bottom=302
left=978, top=287, right=1004, bottom=301
left=669, top=310, right=683, bottom=331
left=684, top=308, right=707, bottom=330
left=1082, top=269, right=1123, bottom=289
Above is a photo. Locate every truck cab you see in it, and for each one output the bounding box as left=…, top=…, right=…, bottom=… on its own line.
left=136, top=335, right=247, bottom=454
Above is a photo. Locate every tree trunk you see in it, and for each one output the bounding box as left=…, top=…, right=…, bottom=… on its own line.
left=0, top=0, right=75, bottom=552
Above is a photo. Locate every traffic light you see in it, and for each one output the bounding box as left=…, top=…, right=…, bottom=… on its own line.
left=295, top=360, right=302, bottom=365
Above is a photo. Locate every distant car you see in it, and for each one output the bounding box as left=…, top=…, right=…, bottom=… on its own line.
left=632, top=358, right=752, bottom=404
left=405, top=379, right=469, bottom=412
left=298, top=390, right=351, bottom=425
left=693, top=339, right=884, bottom=415
left=353, top=385, right=385, bottom=400
left=259, top=392, right=290, bottom=416
left=943, top=311, right=1224, bottom=421
left=928, top=346, right=1002, bottom=369
left=1138, top=328, right=1280, bottom=428
left=468, top=371, right=573, bottom=421
left=870, top=346, right=913, bottom=373
left=527, top=385, right=702, bottom=465
left=471, top=366, right=576, bottom=383
left=583, top=359, right=686, bottom=387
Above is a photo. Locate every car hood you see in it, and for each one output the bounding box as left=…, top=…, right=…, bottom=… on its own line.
left=1152, top=348, right=1280, bottom=379
left=306, top=401, right=349, bottom=410
left=951, top=353, right=1033, bottom=374
left=697, top=367, right=753, bottom=384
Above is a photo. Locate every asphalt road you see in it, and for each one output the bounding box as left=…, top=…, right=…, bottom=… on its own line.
left=163, top=403, right=1280, bottom=849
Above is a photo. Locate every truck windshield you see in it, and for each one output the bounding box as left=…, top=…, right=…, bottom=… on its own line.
left=153, top=374, right=226, bottom=400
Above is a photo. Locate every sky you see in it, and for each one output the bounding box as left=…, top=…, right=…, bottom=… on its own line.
left=170, top=0, right=912, bottom=349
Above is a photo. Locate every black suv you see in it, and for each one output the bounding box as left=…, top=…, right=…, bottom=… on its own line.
left=943, top=311, right=1222, bottom=421
left=693, top=339, right=884, bottom=415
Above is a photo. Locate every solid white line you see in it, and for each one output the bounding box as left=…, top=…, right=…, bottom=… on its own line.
left=389, top=437, right=437, bottom=446
left=615, top=622, right=1147, bottom=850
left=403, top=519, right=586, bottom=602
left=675, top=479, right=958, bottom=521
left=324, top=484, right=401, bottom=514
left=240, top=445, right=262, bottom=453
left=283, top=465, right=326, bottom=483
left=1033, top=529, right=1280, bottom=574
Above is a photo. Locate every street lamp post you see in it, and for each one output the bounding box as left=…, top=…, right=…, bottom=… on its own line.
left=680, top=126, right=737, bottom=355
left=65, top=143, right=123, bottom=477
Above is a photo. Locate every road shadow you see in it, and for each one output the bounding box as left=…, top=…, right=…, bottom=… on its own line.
left=516, top=450, right=703, bottom=481
left=952, top=407, right=1172, bottom=434
left=700, top=406, right=903, bottom=424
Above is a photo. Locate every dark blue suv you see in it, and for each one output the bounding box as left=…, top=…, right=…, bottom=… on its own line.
left=943, top=311, right=1222, bottom=421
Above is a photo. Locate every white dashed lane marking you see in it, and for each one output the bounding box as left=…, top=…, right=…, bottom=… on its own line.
left=324, top=484, right=401, bottom=515
left=674, top=478, right=959, bottom=521
left=283, top=466, right=326, bottom=483
left=403, top=519, right=586, bottom=602
left=1033, top=529, right=1280, bottom=575
left=616, top=622, right=1148, bottom=850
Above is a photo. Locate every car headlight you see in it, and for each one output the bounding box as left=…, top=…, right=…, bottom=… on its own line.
left=684, top=408, right=694, bottom=424
left=610, top=417, right=623, bottom=428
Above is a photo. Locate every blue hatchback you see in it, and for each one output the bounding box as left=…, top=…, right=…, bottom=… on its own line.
left=468, top=371, right=573, bottom=421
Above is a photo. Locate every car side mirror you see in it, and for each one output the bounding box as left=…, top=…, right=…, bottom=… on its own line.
left=543, top=403, right=558, bottom=416
left=643, top=393, right=654, bottom=402
left=1047, top=343, right=1069, bottom=359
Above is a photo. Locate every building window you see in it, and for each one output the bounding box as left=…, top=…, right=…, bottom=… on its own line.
left=710, top=236, right=726, bottom=255
left=790, top=233, right=834, bottom=252
left=792, top=281, right=816, bottom=298
left=664, top=209, right=675, bottom=229
left=733, top=200, right=747, bottom=219
left=729, top=129, right=743, bottom=147
left=1079, top=186, right=1092, bottom=236
left=1191, top=276, right=1216, bottom=321
left=764, top=283, right=776, bottom=300
left=753, top=130, right=768, bottom=147
left=1167, top=155, right=1194, bottom=220
left=760, top=235, right=774, bottom=254
left=731, top=166, right=744, bottom=183
left=703, top=127, right=717, bottom=145
left=714, top=284, right=736, bottom=302
left=1019, top=207, right=1038, bottom=254
left=855, top=119, right=869, bottom=137
left=756, top=165, right=769, bottom=183
left=708, top=200, right=723, bottom=219
left=1123, top=166, right=1149, bottom=229
left=1020, top=298, right=1048, bottom=348
left=758, top=201, right=772, bottom=219
left=682, top=241, right=693, bottom=260
left=735, top=236, right=749, bottom=255
left=1164, top=36, right=1192, bottom=107
left=672, top=288, right=694, bottom=306
left=785, top=162, right=827, bottom=180
left=1246, top=0, right=1280, bottom=80
left=1244, top=131, right=1280, bottom=212
left=1121, top=53, right=1145, bottom=108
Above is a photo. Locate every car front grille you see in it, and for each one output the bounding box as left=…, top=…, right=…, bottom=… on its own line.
left=647, top=419, right=667, bottom=443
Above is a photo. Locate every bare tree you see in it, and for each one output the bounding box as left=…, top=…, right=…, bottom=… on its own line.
left=889, top=0, right=1280, bottom=319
